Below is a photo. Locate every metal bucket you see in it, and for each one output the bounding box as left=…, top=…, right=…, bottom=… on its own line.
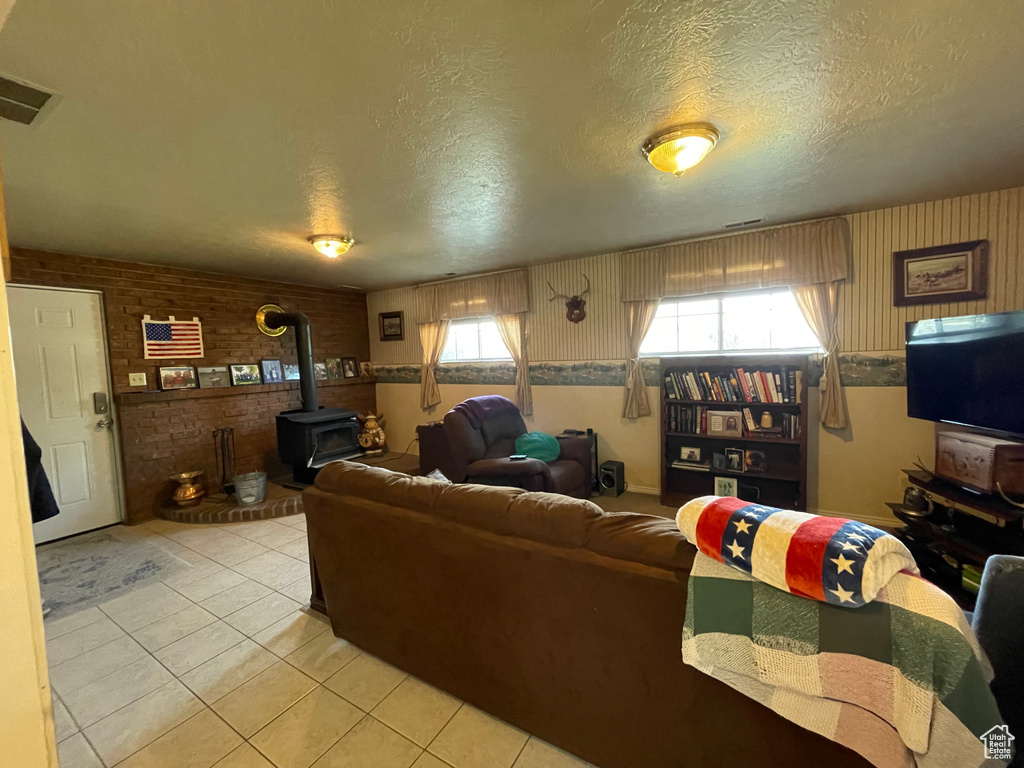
left=233, top=471, right=267, bottom=504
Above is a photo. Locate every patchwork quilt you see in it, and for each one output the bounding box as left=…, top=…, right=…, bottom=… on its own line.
left=683, top=553, right=1009, bottom=768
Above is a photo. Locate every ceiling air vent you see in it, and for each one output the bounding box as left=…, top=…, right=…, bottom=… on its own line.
left=0, top=76, right=54, bottom=125
left=723, top=217, right=765, bottom=230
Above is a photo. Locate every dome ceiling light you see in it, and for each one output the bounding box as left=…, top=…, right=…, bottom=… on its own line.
left=641, top=123, right=720, bottom=177
left=308, top=235, right=354, bottom=258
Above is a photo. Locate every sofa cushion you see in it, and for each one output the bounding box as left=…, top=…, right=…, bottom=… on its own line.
left=586, top=512, right=696, bottom=572
left=432, top=483, right=604, bottom=548
left=314, top=461, right=446, bottom=512
left=505, top=492, right=604, bottom=547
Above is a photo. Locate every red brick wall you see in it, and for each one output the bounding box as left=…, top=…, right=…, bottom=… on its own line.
left=10, top=248, right=376, bottom=523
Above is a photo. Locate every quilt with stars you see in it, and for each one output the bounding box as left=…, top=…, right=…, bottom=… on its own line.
left=676, top=496, right=919, bottom=607
left=680, top=552, right=1006, bottom=768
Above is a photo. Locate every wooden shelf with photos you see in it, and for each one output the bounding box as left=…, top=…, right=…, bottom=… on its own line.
left=660, top=354, right=809, bottom=511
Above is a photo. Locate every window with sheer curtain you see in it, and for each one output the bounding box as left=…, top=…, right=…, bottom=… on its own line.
left=440, top=318, right=513, bottom=362
left=640, top=288, right=820, bottom=356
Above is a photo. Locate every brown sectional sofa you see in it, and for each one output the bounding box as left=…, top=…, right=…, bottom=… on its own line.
left=303, top=461, right=870, bottom=768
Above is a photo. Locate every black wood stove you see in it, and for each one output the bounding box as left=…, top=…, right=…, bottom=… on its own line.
left=264, top=309, right=363, bottom=484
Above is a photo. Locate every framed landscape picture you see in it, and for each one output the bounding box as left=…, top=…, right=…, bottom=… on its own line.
left=379, top=311, right=404, bottom=342
left=893, top=240, right=988, bottom=306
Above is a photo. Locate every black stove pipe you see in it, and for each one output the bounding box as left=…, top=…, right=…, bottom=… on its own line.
left=264, top=311, right=318, bottom=412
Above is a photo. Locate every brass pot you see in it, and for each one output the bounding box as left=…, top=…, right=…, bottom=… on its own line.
left=170, top=470, right=205, bottom=507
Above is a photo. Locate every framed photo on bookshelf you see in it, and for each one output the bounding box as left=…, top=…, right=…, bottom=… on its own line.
left=708, top=410, right=743, bottom=437
left=679, top=446, right=702, bottom=464
left=714, top=476, right=738, bottom=496
left=744, top=450, right=767, bottom=473
left=725, top=448, right=744, bottom=472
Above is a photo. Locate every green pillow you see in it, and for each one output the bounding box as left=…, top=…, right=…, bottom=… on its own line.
left=514, top=431, right=560, bottom=463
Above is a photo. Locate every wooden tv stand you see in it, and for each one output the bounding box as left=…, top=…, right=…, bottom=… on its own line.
left=888, top=470, right=1024, bottom=609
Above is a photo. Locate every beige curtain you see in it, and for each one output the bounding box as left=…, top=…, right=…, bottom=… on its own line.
left=417, top=269, right=530, bottom=322
left=495, top=313, right=533, bottom=416
left=419, top=320, right=450, bottom=410
left=793, top=281, right=847, bottom=429
left=621, top=218, right=851, bottom=301
left=622, top=300, right=659, bottom=418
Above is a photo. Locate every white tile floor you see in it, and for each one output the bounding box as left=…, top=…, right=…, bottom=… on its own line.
left=44, top=514, right=595, bottom=768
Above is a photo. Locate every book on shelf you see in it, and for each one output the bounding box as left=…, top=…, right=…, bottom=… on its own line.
left=664, top=364, right=802, bottom=405
left=669, top=461, right=710, bottom=472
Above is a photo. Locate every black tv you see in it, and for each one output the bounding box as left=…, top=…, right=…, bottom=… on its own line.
left=905, top=310, right=1024, bottom=437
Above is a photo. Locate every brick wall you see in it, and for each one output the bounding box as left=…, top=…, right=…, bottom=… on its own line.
left=10, top=248, right=375, bottom=523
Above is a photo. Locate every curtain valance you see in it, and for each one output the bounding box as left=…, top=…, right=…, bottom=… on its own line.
left=416, top=269, right=530, bottom=323
left=620, top=218, right=851, bottom=302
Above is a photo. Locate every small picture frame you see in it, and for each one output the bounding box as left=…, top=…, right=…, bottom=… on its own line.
left=893, top=240, right=988, bottom=306
left=712, top=452, right=727, bottom=471
left=379, top=311, right=404, bottom=342
left=196, top=365, right=230, bottom=389
left=260, top=359, right=284, bottom=384
left=708, top=410, right=743, bottom=438
left=714, top=476, right=738, bottom=497
left=341, top=357, right=359, bottom=378
left=359, top=361, right=373, bottom=377
left=744, top=450, right=767, bottom=473
left=159, top=366, right=197, bottom=390
left=725, top=448, right=745, bottom=472
left=283, top=363, right=300, bottom=381
left=325, top=358, right=342, bottom=379
left=314, top=362, right=328, bottom=380
left=678, top=446, right=702, bottom=464
left=229, top=364, right=262, bottom=386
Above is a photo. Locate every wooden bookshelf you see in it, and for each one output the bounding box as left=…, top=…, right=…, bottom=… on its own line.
left=660, top=354, right=809, bottom=510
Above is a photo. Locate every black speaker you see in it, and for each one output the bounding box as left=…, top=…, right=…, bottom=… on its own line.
left=599, top=460, right=625, bottom=497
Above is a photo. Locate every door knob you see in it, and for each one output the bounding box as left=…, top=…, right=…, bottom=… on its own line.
left=96, top=417, right=113, bottom=429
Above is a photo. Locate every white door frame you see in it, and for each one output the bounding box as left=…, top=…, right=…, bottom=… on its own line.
left=13, top=284, right=126, bottom=528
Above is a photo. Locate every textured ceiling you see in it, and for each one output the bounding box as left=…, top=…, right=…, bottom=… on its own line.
left=0, top=1, right=1023, bottom=290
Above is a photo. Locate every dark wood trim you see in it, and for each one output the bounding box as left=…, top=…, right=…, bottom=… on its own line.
left=892, top=239, right=988, bottom=307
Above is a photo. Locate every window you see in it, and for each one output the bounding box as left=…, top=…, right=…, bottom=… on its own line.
left=640, top=288, right=820, bottom=356
left=441, top=318, right=512, bottom=362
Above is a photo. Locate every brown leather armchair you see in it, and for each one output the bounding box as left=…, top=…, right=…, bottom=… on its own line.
left=441, top=396, right=591, bottom=498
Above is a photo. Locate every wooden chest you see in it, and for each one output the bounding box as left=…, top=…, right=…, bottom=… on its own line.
left=935, top=431, right=1024, bottom=496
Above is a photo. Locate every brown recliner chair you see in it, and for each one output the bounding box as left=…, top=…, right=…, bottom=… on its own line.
left=442, top=395, right=591, bottom=498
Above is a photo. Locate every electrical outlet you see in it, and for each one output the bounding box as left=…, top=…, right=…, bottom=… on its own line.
left=128, top=372, right=147, bottom=387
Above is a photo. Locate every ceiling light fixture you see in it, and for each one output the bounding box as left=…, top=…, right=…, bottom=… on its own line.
left=308, top=235, right=354, bottom=258
left=642, top=123, right=720, bottom=177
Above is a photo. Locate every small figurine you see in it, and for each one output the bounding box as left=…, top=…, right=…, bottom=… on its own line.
left=358, top=412, right=387, bottom=455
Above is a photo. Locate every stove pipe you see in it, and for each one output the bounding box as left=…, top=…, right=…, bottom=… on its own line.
left=264, top=310, right=318, bottom=412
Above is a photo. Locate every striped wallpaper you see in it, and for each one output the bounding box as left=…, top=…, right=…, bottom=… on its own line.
left=841, top=186, right=1023, bottom=352
left=367, top=185, right=1024, bottom=366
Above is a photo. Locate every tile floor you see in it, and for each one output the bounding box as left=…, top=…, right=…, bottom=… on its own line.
left=44, top=513, right=596, bottom=768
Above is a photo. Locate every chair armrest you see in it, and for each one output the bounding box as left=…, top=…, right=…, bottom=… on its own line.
left=466, top=457, right=551, bottom=478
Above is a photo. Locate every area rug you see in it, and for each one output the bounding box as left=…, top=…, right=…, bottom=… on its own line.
left=37, top=530, right=192, bottom=620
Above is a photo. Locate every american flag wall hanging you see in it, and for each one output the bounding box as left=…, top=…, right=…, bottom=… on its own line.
left=142, top=315, right=205, bottom=359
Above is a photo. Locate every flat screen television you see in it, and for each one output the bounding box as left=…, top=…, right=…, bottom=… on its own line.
left=906, top=310, right=1024, bottom=437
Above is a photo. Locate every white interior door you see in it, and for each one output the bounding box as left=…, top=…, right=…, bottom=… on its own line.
left=8, top=286, right=121, bottom=543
